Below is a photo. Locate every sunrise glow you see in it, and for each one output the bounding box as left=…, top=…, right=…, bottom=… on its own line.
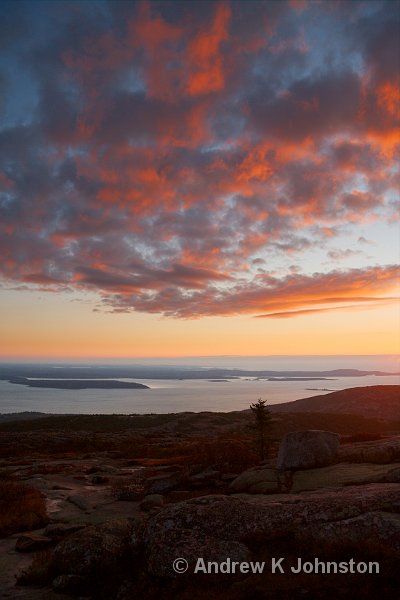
left=0, top=0, right=399, bottom=359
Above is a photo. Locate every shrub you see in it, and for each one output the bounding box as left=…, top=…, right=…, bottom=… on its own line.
left=110, top=471, right=147, bottom=500
left=169, top=435, right=259, bottom=473
left=0, top=480, right=48, bottom=537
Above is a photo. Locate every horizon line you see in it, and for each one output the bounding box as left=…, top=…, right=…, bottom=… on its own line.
left=0, top=353, right=399, bottom=363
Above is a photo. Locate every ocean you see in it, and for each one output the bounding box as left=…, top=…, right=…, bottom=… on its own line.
left=0, top=355, right=398, bottom=415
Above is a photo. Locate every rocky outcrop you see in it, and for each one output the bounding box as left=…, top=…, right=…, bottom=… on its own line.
left=230, top=462, right=400, bottom=495
left=230, top=434, right=400, bottom=495
left=290, top=462, right=400, bottom=492
left=140, top=494, right=164, bottom=511
left=337, top=436, right=400, bottom=464
left=277, top=430, right=340, bottom=470
left=143, top=484, right=400, bottom=577
left=309, top=511, right=400, bottom=551
left=145, top=528, right=251, bottom=576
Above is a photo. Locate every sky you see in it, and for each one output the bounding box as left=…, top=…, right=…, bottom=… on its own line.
left=0, top=0, right=399, bottom=360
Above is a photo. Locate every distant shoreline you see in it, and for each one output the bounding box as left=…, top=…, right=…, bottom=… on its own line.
left=1, top=364, right=398, bottom=382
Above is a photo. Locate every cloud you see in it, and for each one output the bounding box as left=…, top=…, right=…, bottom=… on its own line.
left=256, top=299, right=399, bottom=319
left=0, top=1, right=398, bottom=320
left=75, top=263, right=230, bottom=292
left=327, top=249, right=362, bottom=261
left=101, top=265, right=400, bottom=318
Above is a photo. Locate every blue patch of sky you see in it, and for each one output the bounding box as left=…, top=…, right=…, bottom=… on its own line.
left=0, top=0, right=114, bottom=129
left=256, top=3, right=367, bottom=95
left=341, top=173, right=369, bottom=193
left=0, top=61, right=38, bottom=128
left=119, top=68, right=147, bottom=95
left=337, top=220, right=398, bottom=267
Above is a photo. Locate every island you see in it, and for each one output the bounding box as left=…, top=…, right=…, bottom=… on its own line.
left=7, top=377, right=149, bottom=390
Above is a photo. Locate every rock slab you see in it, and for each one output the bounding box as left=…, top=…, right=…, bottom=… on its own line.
left=144, top=484, right=400, bottom=577
left=15, top=533, right=53, bottom=553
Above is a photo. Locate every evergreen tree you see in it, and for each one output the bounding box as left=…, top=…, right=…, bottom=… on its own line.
left=250, top=398, right=272, bottom=461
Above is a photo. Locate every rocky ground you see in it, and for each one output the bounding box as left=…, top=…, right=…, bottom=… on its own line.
left=0, top=386, right=399, bottom=599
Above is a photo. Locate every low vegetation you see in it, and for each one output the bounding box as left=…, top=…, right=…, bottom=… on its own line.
left=0, top=480, right=48, bottom=537
left=158, top=435, right=260, bottom=472
left=0, top=387, right=398, bottom=599
left=0, top=410, right=398, bottom=460
left=0, top=412, right=181, bottom=432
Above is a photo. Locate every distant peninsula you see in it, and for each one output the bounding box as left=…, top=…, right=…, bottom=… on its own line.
left=0, top=364, right=398, bottom=382
left=7, top=377, right=149, bottom=390
left=265, top=377, right=335, bottom=382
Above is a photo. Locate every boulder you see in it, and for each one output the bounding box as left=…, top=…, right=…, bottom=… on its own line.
left=15, top=533, right=53, bottom=552
left=130, top=519, right=144, bottom=556
left=188, top=468, right=221, bottom=487
left=221, top=473, right=238, bottom=482
left=229, top=467, right=279, bottom=494
left=44, top=523, right=87, bottom=539
left=84, top=466, right=99, bottom=474
left=146, top=464, right=184, bottom=474
left=167, top=490, right=192, bottom=502
left=52, top=519, right=136, bottom=577
left=67, top=494, right=92, bottom=512
left=146, top=472, right=182, bottom=494
left=277, top=430, right=339, bottom=470
left=90, top=474, right=109, bottom=485
left=116, top=579, right=138, bottom=600
left=52, top=574, right=87, bottom=594
left=247, top=480, right=282, bottom=494
left=140, top=494, right=164, bottom=511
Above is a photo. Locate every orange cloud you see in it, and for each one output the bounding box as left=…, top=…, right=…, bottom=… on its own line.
left=185, top=4, right=231, bottom=96
left=98, top=265, right=399, bottom=318
left=256, top=299, right=398, bottom=319
left=377, top=81, right=400, bottom=117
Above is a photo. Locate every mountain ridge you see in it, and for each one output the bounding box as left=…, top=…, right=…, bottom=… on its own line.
left=270, top=385, right=400, bottom=420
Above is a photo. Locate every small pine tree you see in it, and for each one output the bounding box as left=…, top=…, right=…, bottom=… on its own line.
left=250, top=398, right=272, bottom=461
